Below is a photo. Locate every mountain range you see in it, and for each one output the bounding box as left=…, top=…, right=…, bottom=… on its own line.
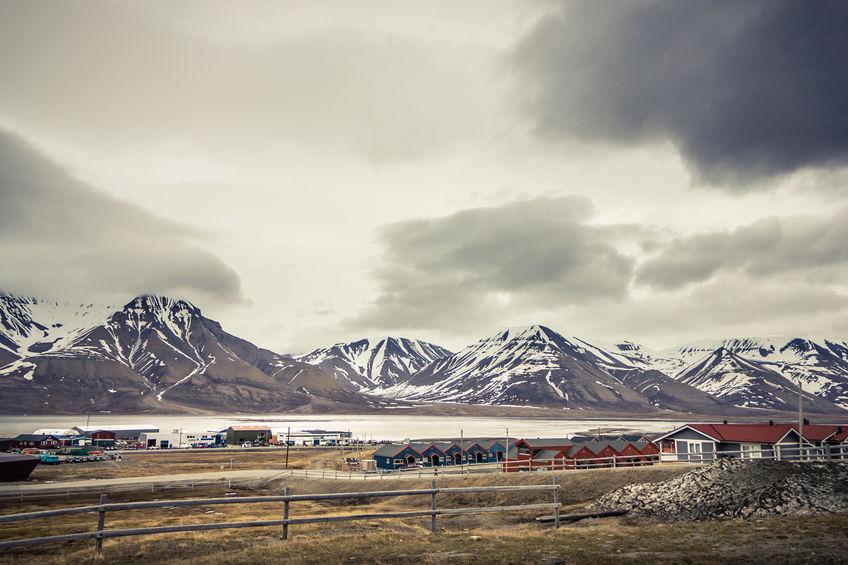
left=1, top=292, right=847, bottom=416
left=0, top=294, right=378, bottom=414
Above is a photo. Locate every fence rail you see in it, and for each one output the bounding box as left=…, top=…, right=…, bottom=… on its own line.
left=0, top=480, right=562, bottom=554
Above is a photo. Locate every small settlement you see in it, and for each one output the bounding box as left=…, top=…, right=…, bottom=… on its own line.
left=2, top=420, right=847, bottom=481
left=369, top=422, right=848, bottom=472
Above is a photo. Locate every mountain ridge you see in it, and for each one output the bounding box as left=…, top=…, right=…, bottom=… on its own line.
left=2, top=293, right=847, bottom=415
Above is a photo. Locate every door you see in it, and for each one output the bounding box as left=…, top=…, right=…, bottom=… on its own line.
left=689, top=442, right=702, bottom=462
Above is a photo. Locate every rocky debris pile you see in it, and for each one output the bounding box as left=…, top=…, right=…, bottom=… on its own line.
left=596, top=459, right=848, bottom=521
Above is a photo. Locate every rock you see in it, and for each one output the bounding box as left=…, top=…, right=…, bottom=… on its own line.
left=595, top=459, right=848, bottom=521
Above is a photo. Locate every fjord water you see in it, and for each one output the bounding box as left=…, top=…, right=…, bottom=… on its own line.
left=0, top=414, right=682, bottom=440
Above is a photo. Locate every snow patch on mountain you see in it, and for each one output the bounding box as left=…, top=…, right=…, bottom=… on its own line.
left=296, top=336, right=452, bottom=390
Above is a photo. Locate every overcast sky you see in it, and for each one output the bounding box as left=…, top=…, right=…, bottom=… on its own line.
left=1, top=0, right=847, bottom=353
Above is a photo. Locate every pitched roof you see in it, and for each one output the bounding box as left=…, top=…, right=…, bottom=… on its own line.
left=519, top=438, right=573, bottom=448
left=532, top=449, right=566, bottom=460
left=431, top=441, right=457, bottom=451
left=412, top=442, right=447, bottom=454
left=799, top=424, right=841, bottom=441
left=691, top=423, right=794, bottom=443
left=658, top=423, right=847, bottom=444
left=474, top=439, right=504, bottom=450
left=14, top=434, right=62, bottom=441
left=566, top=440, right=622, bottom=456
left=373, top=443, right=419, bottom=458
left=227, top=425, right=271, bottom=431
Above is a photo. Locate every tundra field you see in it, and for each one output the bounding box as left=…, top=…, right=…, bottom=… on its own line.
left=1, top=449, right=847, bottom=564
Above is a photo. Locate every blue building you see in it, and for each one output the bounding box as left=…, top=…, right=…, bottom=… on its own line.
left=373, top=444, right=424, bottom=470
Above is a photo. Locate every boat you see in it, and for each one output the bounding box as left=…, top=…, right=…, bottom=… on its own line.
left=0, top=453, right=40, bottom=481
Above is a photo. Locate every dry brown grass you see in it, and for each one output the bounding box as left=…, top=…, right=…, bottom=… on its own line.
left=2, top=465, right=846, bottom=564
left=27, top=447, right=367, bottom=481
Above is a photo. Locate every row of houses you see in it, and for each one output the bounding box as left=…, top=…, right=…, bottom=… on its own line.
left=374, top=438, right=509, bottom=470
left=0, top=430, right=120, bottom=452
left=507, top=437, right=660, bottom=471
left=370, top=422, right=848, bottom=472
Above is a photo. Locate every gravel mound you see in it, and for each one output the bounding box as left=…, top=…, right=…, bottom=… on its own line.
left=596, top=459, right=848, bottom=521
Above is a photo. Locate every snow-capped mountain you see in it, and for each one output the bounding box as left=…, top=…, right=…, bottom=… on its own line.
left=661, top=337, right=848, bottom=409
left=383, top=325, right=656, bottom=411
left=674, top=347, right=843, bottom=412
left=0, top=293, right=115, bottom=364
left=296, top=337, right=452, bottom=390
left=0, top=293, right=373, bottom=414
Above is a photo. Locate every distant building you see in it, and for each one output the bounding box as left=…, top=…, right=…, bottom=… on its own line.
left=80, top=430, right=117, bottom=448
left=13, top=434, right=64, bottom=450
left=140, top=431, right=219, bottom=449
left=507, top=436, right=660, bottom=471
left=33, top=428, right=77, bottom=436
left=226, top=426, right=271, bottom=445
left=277, top=430, right=352, bottom=446
left=373, top=438, right=512, bottom=471
left=72, top=425, right=158, bottom=441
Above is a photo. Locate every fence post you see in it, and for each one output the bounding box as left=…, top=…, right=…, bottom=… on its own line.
left=282, top=486, right=290, bottom=540
left=552, top=477, right=560, bottom=529
left=95, top=493, right=107, bottom=556
left=430, top=478, right=437, bottom=533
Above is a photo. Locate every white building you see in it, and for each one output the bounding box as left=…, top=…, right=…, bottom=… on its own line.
left=139, top=431, right=216, bottom=449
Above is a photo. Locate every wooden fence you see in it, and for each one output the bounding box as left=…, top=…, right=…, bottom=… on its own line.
left=0, top=480, right=562, bottom=555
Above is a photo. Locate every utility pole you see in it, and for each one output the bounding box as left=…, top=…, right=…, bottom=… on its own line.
left=460, top=429, right=465, bottom=474
left=285, top=426, right=290, bottom=469
left=798, top=376, right=804, bottom=461
left=504, top=427, right=509, bottom=473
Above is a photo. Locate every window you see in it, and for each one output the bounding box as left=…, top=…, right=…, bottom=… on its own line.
left=741, top=444, right=762, bottom=460
left=393, top=459, right=403, bottom=465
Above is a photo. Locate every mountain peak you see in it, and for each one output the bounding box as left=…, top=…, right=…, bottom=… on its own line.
left=488, top=325, right=559, bottom=343
left=123, top=295, right=200, bottom=315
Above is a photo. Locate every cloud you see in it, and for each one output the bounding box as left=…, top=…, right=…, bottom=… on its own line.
left=345, top=195, right=637, bottom=335
left=0, top=128, right=241, bottom=302
left=637, top=208, right=848, bottom=289
left=512, top=0, right=848, bottom=186
left=0, top=1, right=494, bottom=165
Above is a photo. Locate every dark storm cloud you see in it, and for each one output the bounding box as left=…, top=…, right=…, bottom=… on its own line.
left=513, top=0, right=848, bottom=186
left=346, top=195, right=637, bottom=333
left=0, top=128, right=241, bottom=301
left=637, top=208, right=848, bottom=289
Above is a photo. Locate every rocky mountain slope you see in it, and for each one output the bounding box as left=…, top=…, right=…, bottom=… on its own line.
left=663, top=337, right=848, bottom=410
left=381, top=326, right=659, bottom=411
left=295, top=337, right=452, bottom=390
left=3, top=291, right=847, bottom=416
left=674, top=347, right=841, bottom=412
left=375, top=326, right=846, bottom=415
left=0, top=293, right=376, bottom=414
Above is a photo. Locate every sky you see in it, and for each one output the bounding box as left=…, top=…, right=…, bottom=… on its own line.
left=1, top=0, right=847, bottom=354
